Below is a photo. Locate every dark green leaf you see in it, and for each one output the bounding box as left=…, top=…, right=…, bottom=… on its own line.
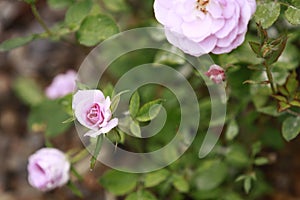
left=99, top=170, right=138, bottom=195
left=278, top=101, right=291, bottom=112
left=76, top=14, right=119, bottom=46
left=0, top=35, right=35, bottom=52
left=286, top=70, right=298, bottom=96
left=265, top=35, right=288, bottom=66
left=249, top=41, right=261, bottom=57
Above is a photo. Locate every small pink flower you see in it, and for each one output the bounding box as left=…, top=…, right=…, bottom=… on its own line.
left=205, top=64, right=225, bottom=84
left=45, top=70, right=77, bottom=99
left=154, top=0, right=256, bottom=56
left=72, top=90, right=118, bottom=137
left=27, top=148, right=70, bottom=191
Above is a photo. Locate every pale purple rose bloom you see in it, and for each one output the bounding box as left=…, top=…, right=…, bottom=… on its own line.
left=205, top=64, right=225, bottom=84
left=45, top=70, right=77, bottom=99
left=154, top=0, right=256, bottom=56
left=27, top=148, right=70, bottom=191
left=72, top=90, right=118, bottom=137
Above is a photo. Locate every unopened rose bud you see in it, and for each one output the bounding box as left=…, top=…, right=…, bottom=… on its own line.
left=205, top=64, right=225, bottom=84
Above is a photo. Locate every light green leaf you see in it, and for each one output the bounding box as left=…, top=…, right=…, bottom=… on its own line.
left=99, top=170, right=138, bottom=195
left=129, top=91, right=140, bottom=118
left=136, top=99, right=163, bottom=122
left=244, top=177, right=252, bottom=194
left=67, top=181, right=83, bottom=198
left=254, top=157, right=269, bottom=166
left=254, top=2, right=281, bottom=28
left=225, top=120, right=239, bottom=141
left=0, top=35, right=35, bottom=52
left=285, top=6, right=300, bottom=25
left=65, top=0, right=92, bottom=28
left=125, top=190, right=157, bottom=200
left=172, top=174, right=189, bottom=193
left=130, top=120, right=141, bottom=137
left=76, top=14, right=119, bottom=46
left=144, top=169, right=170, bottom=188
left=282, top=116, right=300, bottom=141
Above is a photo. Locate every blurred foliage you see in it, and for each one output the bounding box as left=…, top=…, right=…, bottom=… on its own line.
left=6, top=0, right=300, bottom=199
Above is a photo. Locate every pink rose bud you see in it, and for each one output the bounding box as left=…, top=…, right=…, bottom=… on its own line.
left=205, top=64, right=225, bottom=84
left=72, top=90, right=118, bottom=137
left=27, top=148, right=70, bottom=191
left=45, top=70, right=77, bottom=99
left=154, top=0, right=256, bottom=56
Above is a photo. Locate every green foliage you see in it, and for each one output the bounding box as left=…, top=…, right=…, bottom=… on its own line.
left=129, top=91, right=140, bottom=118
left=254, top=2, right=281, bottom=29
left=0, top=35, right=36, bottom=52
left=282, top=116, right=300, bottom=141
left=285, top=6, right=300, bottom=25
left=76, top=14, right=119, bottom=46
left=144, top=169, right=170, bottom=188
left=13, top=77, right=44, bottom=106
left=125, top=190, right=157, bottom=200
left=47, top=0, right=74, bottom=9
left=28, top=100, right=71, bottom=137
left=99, top=170, right=139, bottom=195
left=136, top=99, right=163, bottom=122
left=65, top=0, right=93, bottom=29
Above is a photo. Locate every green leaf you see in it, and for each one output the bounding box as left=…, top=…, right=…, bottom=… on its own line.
left=272, top=95, right=287, bottom=103
left=290, top=100, right=300, bottom=107
left=278, top=101, right=291, bottom=112
left=136, top=99, right=163, bottom=122
left=0, top=35, right=35, bottom=52
left=13, top=77, right=44, bottom=106
left=286, top=70, right=298, bottom=96
left=129, top=91, right=140, bottom=118
left=125, top=190, right=157, bottom=200
left=249, top=41, right=261, bottom=57
left=193, top=160, right=227, bottom=191
left=225, top=120, right=239, bottom=141
left=254, top=2, right=281, bottom=29
left=282, top=116, right=300, bottom=141
left=144, top=169, right=170, bottom=188
left=244, top=177, right=252, bottom=194
left=254, top=157, right=269, bottom=166
left=172, top=174, right=189, bottom=193
left=47, top=0, right=74, bottom=9
left=28, top=100, right=71, bottom=137
left=99, top=170, right=138, bottom=195
left=111, top=90, right=130, bottom=113
left=225, top=144, right=249, bottom=167
left=76, top=14, right=119, bottom=46
left=90, top=134, right=104, bottom=170
left=103, top=0, right=128, bottom=12
left=265, top=35, right=287, bottom=66
left=65, top=0, right=92, bottom=29
left=67, top=181, right=83, bottom=198
left=285, top=6, right=300, bottom=25
left=130, top=120, right=141, bottom=137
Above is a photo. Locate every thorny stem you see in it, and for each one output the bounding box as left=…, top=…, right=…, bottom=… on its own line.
left=263, top=61, right=276, bottom=94
left=31, top=4, right=53, bottom=36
